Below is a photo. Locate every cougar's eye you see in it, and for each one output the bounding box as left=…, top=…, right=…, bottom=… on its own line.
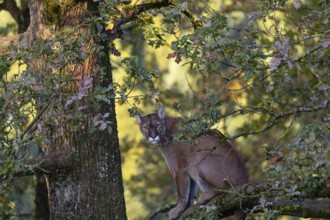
left=143, top=124, right=148, bottom=130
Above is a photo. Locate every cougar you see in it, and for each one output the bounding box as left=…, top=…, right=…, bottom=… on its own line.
left=136, top=107, right=248, bottom=219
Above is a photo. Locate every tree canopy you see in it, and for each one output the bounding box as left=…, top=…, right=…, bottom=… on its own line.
left=0, top=0, right=329, bottom=219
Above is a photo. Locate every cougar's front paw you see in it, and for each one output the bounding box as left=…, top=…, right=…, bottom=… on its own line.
left=168, top=204, right=186, bottom=219
left=197, top=192, right=218, bottom=204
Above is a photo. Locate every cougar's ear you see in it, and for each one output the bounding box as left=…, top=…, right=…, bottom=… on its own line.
left=157, top=106, right=165, bottom=119
left=135, top=115, right=142, bottom=124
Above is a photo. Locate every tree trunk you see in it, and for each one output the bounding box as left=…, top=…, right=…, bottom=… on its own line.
left=35, top=175, right=50, bottom=220
left=26, top=0, right=127, bottom=219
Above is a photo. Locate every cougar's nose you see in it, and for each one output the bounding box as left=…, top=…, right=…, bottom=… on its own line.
left=150, top=130, right=157, bottom=139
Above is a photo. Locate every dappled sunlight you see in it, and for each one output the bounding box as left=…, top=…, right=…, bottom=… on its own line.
left=1, top=0, right=329, bottom=219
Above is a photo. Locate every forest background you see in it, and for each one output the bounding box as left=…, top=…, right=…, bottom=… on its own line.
left=0, top=0, right=329, bottom=219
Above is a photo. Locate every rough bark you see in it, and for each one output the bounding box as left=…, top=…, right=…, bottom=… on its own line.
left=1, top=0, right=127, bottom=219
left=35, top=1, right=126, bottom=219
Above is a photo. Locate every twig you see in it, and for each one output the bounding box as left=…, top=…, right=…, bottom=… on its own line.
left=227, top=100, right=329, bottom=140
left=20, top=99, right=51, bottom=139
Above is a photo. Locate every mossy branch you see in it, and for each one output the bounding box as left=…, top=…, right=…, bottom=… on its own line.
left=0, top=152, right=73, bottom=182
left=149, top=181, right=330, bottom=219
left=107, top=0, right=199, bottom=40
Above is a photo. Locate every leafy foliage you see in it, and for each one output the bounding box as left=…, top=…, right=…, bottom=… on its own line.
left=0, top=0, right=329, bottom=219
left=265, top=124, right=329, bottom=190
left=0, top=12, right=112, bottom=218
left=109, top=0, right=329, bottom=218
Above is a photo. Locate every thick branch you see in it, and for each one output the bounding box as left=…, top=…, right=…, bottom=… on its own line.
left=180, top=198, right=330, bottom=219
left=1, top=0, right=21, bottom=24
left=267, top=198, right=330, bottom=218
left=0, top=4, right=35, bottom=52
left=149, top=181, right=330, bottom=219
left=0, top=0, right=49, bottom=56
left=135, top=1, right=199, bottom=29
left=0, top=33, right=23, bottom=52
left=0, top=152, right=73, bottom=182
left=135, top=0, right=173, bottom=14
left=0, top=0, right=30, bottom=33
left=107, top=0, right=198, bottom=39
left=107, top=0, right=173, bottom=40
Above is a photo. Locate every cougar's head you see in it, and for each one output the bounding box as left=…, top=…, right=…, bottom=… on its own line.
left=136, top=107, right=167, bottom=144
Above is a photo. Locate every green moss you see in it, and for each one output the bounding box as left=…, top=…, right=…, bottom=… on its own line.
left=278, top=205, right=299, bottom=213
left=43, top=0, right=62, bottom=26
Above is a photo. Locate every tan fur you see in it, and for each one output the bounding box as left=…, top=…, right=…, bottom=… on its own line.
left=136, top=107, right=248, bottom=219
